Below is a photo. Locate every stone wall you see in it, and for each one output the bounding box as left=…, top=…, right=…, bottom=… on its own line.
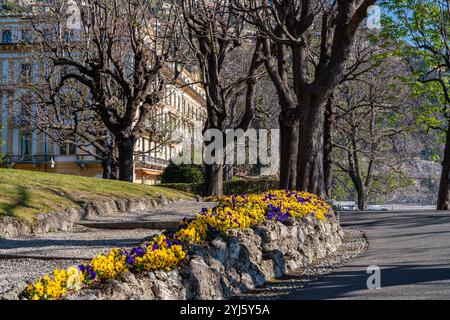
left=0, top=195, right=193, bottom=239
left=68, top=214, right=343, bottom=300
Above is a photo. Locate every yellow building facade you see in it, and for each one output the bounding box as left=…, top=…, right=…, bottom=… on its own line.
left=0, top=13, right=206, bottom=184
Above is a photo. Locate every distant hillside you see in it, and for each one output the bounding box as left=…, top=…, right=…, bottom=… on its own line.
left=383, top=159, right=441, bottom=205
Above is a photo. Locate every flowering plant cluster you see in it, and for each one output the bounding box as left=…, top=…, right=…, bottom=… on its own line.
left=23, top=190, right=331, bottom=300
left=24, top=267, right=85, bottom=300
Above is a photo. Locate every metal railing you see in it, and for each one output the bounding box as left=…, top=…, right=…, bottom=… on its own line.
left=75, top=154, right=102, bottom=164
left=135, top=155, right=169, bottom=170
left=5, top=154, right=51, bottom=164
left=4, top=154, right=169, bottom=170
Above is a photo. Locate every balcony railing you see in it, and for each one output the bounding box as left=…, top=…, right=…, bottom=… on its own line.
left=5, top=154, right=51, bottom=164
left=75, top=154, right=102, bottom=164
left=135, top=155, right=169, bottom=171
left=4, top=154, right=169, bottom=171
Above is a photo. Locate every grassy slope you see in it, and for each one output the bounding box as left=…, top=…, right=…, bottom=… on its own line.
left=0, top=169, right=193, bottom=220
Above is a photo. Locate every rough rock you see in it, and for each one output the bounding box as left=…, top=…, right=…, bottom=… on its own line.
left=0, top=196, right=194, bottom=239
left=0, top=216, right=32, bottom=239
left=159, top=196, right=169, bottom=206
left=100, top=279, right=131, bottom=300
left=69, top=212, right=344, bottom=300
left=0, top=281, right=27, bottom=300
left=66, top=289, right=101, bottom=300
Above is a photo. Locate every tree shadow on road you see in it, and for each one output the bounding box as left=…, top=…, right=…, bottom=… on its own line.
left=341, top=212, right=450, bottom=231
left=284, top=264, right=450, bottom=300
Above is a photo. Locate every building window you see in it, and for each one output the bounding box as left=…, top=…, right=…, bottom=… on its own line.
left=20, top=133, right=31, bottom=161
left=2, top=30, right=12, bottom=44
left=20, top=63, right=32, bottom=79
left=21, top=30, right=31, bottom=43
left=59, top=144, right=66, bottom=155
left=69, top=143, right=76, bottom=155
left=60, top=143, right=76, bottom=155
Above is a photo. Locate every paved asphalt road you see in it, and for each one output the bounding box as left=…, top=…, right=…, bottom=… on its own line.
left=286, top=210, right=450, bottom=300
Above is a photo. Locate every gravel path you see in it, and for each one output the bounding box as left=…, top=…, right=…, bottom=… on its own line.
left=0, top=227, right=159, bottom=296
left=0, top=227, right=161, bottom=259
left=0, top=227, right=160, bottom=296
left=83, top=201, right=218, bottom=222
left=0, top=258, right=81, bottom=295
left=0, top=201, right=216, bottom=296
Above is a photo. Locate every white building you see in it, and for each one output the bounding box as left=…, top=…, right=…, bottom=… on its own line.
left=0, top=7, right=207, bottom=184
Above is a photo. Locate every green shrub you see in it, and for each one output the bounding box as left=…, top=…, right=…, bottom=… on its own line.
left=160, top=178, right=279, bottom=196
left=160, top=161, right=204, bottom=184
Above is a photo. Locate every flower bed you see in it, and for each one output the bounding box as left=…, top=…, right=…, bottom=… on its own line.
left=23, top=190, right=331, bottom=300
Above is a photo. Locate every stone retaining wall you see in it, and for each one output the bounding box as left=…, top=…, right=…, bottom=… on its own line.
left=0, top=195, right=194, bottom=239
left=68, top=214, right=343, bottom=300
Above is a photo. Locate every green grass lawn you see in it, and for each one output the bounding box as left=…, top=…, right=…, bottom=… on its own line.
left=0, top=169, right=193, bottom=221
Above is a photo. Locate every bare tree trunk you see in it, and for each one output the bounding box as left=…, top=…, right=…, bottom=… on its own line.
left=437, top=126, right=450, bottom=210
left=205, top=163, right=223, bottom=196
left=323, top=92, right=335, bottom=199
left=102, top=155, right=118, bottom=180
left=224, top=165, right=233, bottom=181
left=117, top=140, right=135, bottom=182
left=279, top=113, right=299, bottom=190
left=349, top=168, right=367, bottom=210
left=357, top=189, right=368, bottom=211
left=102, top=159, right=113, bottom=180
left=223, top=149, right=234, bottom=181
left=296, top=97, right=326, bottom=197
left=112, top=164, right=119, bottom=180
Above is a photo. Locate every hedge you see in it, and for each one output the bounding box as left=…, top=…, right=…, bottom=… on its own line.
left=160, top=162, right=204, bottom=184
left=160, top=178, right=279, bottom=196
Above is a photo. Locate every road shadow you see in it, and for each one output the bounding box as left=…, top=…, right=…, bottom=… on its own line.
left=0, top=237, right=145, bottom=250
left=284, top=264, right=450, bottom=300
left=340, top=212, right=450, bottom=230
